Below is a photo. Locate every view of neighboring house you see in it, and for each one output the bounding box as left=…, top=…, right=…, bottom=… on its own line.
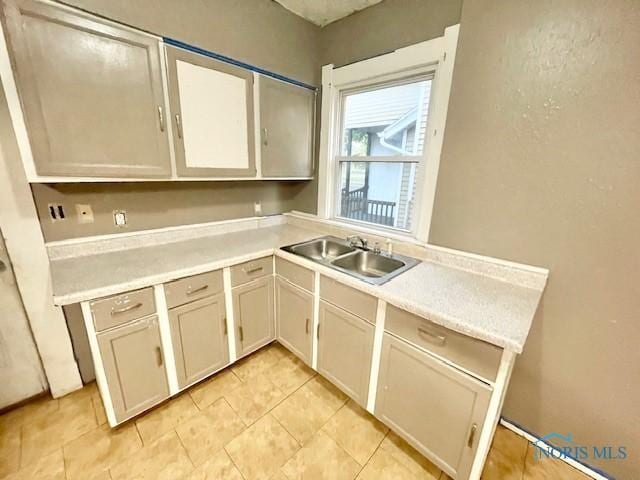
left=340, top=79, right=431, bottom=230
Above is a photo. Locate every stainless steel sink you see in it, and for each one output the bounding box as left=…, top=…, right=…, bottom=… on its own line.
left=281, top=236, right=420, bottom=285
left=287, top=238, right=355, bottom=261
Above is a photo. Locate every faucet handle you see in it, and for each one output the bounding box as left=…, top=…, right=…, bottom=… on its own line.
left=372, top=242, right=381, bottom=254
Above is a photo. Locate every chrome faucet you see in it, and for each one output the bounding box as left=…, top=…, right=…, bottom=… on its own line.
left=347, top=235, right=368, bottom=250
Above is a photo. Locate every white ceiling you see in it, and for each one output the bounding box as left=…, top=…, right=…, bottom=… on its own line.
left=275, top=0, right=384, bottom=27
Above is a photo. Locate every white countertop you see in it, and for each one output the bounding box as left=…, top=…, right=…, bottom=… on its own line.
left=49, top=220, right=547, bottom=353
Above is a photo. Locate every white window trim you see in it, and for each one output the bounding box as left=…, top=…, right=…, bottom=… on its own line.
left=317, top=24, right=460, bottom=242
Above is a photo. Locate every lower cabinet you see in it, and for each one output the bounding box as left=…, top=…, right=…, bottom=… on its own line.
left=97, top=315, right=169, bottom=423
left=317, top=300, right=374, bottom=406
left=275, top=277, right=313, bottom=364
left=375, top=333, right=492, bottom=479
left=232, top=276, right=275, bottom=357
left=168, top=293, right=229, bottom=388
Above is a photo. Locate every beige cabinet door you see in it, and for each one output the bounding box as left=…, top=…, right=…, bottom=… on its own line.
left=2, top=0, right=171, bottom=177
left=275, top=277, right=313, bottom=364
left=317, top=300, right=374, bottom=406
left=97, top=315, right=169, bottom=423
left=233, top=276, right=275, bottom=357
left=165, top=46, right=256, bottom=177
left=260, top=76, right=315, bottom=178
left=375, top=333, right=492, bottom=479
left=169, top=293, right=229, bottom=389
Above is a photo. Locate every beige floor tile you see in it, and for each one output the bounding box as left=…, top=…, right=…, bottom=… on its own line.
left=271, top=342, right=296, bottom=360
left=183, top=449, right=244, bottom=480
left=63, top=422, right=142, bottom=480
left=58, top=383, right=98, bottom=410
left=357, top=447, right=418, bottom=480
left=231, top=345, right=282, bottom=382
left=265, top=354, right=315, bottom=395
left=0, top=421, right=21, bottom=478
left=378, top=432, right=441, bottom=479
left=490, top=425, right=528, bottom=464
left=135, top=393, right=199, bottom=444
left=272, top=375, right=348, bottom=444
left=225, top=375, right=286, bottom=426
left=0, top=396, right=59, bottom=433
left=92, top=390, right=108, bottom=426
left=523, top=443, right=590, bottom=479
left=480, top=446, right=524, bottom=479
left=110, top=430, right=194, bottom=480
left=21, top=395, right=97, bottom=465
left=176, top=398, right=245, bottom=466
left=225, top=414, right=299, bottom=480
left=3, top=449, right=65, bottom=480
left=189, top=369, right=242, bottom=410
left=323, top=400, right=388, bottom=466
left=282, top=430, right=361, bottom=480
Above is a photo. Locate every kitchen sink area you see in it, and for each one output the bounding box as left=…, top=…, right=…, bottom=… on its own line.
left=281, top=236, right=420, bottom=285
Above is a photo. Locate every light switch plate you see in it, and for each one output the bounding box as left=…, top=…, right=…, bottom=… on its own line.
left=76, top=204, right=94, bottom=223
left=113, top=210, right=127, bottom=227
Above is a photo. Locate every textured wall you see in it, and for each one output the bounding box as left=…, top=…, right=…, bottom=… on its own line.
left=429, top=1, right=640, bottom=477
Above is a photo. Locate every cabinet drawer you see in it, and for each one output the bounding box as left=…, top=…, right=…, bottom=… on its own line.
left=385, top=305, right=502, bottom=381
left=275, top=257, right=314, bottom=292
left=230, top=256, right=273, bottom=287
left=90, top=288, right=156, bottom=332
left=164, top=270, right=223, bottom=309
left=320, top=276, right=377, bottom=324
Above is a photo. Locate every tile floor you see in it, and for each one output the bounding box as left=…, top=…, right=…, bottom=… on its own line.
left=0, top=342, right=592, bottom=480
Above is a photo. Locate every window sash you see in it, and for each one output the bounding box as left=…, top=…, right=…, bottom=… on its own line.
left=335, top=155, right=421, bottom=164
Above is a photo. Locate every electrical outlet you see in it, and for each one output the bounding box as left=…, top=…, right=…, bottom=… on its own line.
left=254, top=201, right=262, bottom=216
left=48, top=203, right=65, bottom=222
left=113, top=210, right=127, bottom=227
left=76, top=204, right=94, bottom=224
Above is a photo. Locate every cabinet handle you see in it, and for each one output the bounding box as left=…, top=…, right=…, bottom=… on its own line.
left=305, top=318, right=310, bottom=334
left=238, top=325, right=244, bottom=342
left=175, top=113, right=183, bottom=139
left=245, top=266, right=263, bottom=274
left=317, top=323, right=320, bottom=340
left=223, top=318, right=227, bottom=335
left=155, top=346, right=163, bottom=367
left=157, top=105, right=165, bottom=132
left=110, top=302, right=143, bottom=315
left=186, top=285, right=209, bottom=296
left=467, top=424, right=477, bottom=448
left=262, top=127, right=268, bottom=146
left=417, top=327, right=446, bottom=346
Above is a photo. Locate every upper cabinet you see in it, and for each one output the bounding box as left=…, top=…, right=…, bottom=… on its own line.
left=2, top=0, right=172, bottom=178
left=165, top=46, right=256, bottom=177
left=259, top=76, right=315, bottom=178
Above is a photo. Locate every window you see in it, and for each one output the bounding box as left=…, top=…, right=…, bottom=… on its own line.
left=337, top=78, right=432, bottom=231
left=317, top=25, right=459, bottom=241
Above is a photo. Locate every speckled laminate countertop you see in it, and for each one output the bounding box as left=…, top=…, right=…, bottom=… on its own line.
left=49, top=221, right=547, bottom=353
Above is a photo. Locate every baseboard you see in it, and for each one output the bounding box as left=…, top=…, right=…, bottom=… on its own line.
left=499, top=417, right=614, bottom=480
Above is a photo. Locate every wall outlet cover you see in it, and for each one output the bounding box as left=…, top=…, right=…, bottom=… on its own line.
left=254, top=201, right=262, bottom=216
left=76, top=204, right=94, bottom=223
left=113, top=210, right=127, bottom=227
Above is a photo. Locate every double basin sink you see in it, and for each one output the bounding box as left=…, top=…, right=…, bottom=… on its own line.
left=281, top=236, right=420, bottom=285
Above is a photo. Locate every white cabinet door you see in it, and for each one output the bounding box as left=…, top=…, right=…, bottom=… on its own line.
left=166, top=46, right=256, bottom=177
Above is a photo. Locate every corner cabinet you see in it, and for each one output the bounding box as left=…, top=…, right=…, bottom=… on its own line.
left=165, top=46, right=256, bottom=177
left=275, top=277, right=313, bottom=364
left=259, top=76, right=315, bottom=178
left=375, top=333, right=492, bottom=479
left=97, top=315, right=169, bottom=423
left=2, top=0, right=172, bottom=178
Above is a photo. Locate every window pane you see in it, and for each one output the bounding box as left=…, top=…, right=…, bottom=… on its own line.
left=342, top=79, right=432, bottom=157
left=339, top=161, right=418, bottom=231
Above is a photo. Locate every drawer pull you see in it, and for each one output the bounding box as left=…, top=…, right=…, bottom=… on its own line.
left=245, top=266, right=263, bottom=274
left=157, top=105, right=165, bottom=132
left=155, top=346, right=163, bottom=367
left=417, top=327, right=446, bottom=346
left=110, top=302, right=143, bottom=316
left=186, top=285, right=209, bottom=296
left=223, top=318, right=227, bottom=335
left=175, top=113, right=183, bottom=139
left=238, top=326, right=244, bottom=342
left=467, top=423, right=477, bottom=448
left=305, top=318, right=310, bottom=334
